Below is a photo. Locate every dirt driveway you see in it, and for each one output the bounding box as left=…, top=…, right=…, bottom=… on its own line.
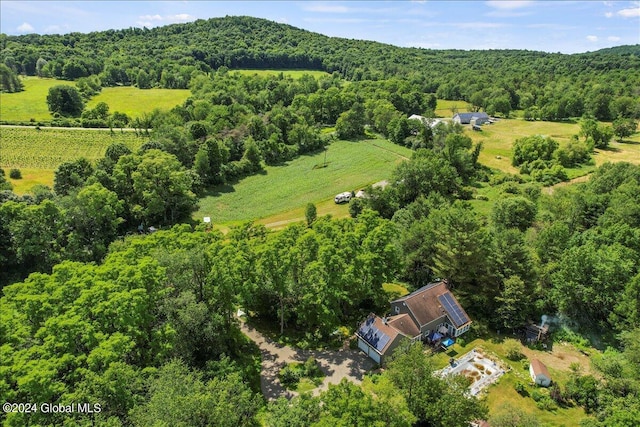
left=240, top=321, right=375, bottom=400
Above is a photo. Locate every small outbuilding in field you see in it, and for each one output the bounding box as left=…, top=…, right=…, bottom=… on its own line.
left=529, top=359, right=552, bottom=387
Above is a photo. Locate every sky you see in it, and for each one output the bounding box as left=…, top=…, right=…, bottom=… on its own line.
left=1, top=1, right=639, bottom=54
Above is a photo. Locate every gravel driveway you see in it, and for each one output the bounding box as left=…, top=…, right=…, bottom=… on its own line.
left=240, top=320, right=375, bottom=400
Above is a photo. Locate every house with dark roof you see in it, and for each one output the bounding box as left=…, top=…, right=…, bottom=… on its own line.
left=530, top=359, right=552, bottom=387
left=356, top=313, right=420, bottom=364
left=453, top=112, right=490, bottom=125
left=390, top=281, right=472, bottom=339
left=356, top=281, right=472, bottom=363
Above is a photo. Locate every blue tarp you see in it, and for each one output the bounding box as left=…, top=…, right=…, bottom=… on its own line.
left=428, top=331, right=443, bottom=341
left=442, top=338, right=455, bottom=347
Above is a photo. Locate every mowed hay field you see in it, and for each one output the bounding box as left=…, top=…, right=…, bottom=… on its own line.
left=196, top=138, right=411, bottom=226
left=85, top=87, right=190, bottom=118
left=0, top=77, right=76, bottom=122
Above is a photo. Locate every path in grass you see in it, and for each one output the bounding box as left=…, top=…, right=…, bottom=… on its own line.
left=239, top=319, right=374, bottom=400
left=197, top=138, right=412, bottom=226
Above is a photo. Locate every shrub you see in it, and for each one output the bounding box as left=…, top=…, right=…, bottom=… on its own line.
left=9, top=168, right=22, bottom=179
left=535, top=395, right=558, bottom=411
left=304, top=356, right=322, bottom=378
left=504, top=338, right=524, bottom=361
left=514, top=381, right=528, bottom=396
left=280, top=363, right=303, bottom=388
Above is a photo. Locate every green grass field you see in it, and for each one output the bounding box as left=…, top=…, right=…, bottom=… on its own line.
left=85, top=86, right=190, bottom=118
left=0, top=77, right=77, bottom=122
left=232, top=69, right=330, bottom=79
left=469, top=118, right=640, bottom=173
left=196, top=138, right=411, bottom=226
left=435, top=99, right=472, bottom=118
left=0, top=77, right=190, bottom=123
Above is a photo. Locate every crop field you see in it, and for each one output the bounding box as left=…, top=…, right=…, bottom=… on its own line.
left=0, top=77, right=77, bottom=122
left=85, top=87, right=190, bottom=118
left=233, top=69, right=330, bottom=79
left=196, top=138, right=411, bottom=226
left=0, top=127, right=145, bottom=189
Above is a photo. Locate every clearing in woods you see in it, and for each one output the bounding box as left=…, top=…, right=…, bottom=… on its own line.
left=196, top=138, right=411, bottom=227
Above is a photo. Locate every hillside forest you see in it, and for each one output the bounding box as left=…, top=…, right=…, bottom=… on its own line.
left=1, top=15, right=640, bottom=427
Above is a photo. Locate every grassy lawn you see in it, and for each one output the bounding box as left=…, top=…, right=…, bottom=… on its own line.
left=0, top=77, right=76, bottom=122
left=86, top=86, right=190, bottom=118
left=233, top=69, right=330, bottom=79
left=197, top=138, right=411, bottom=226
left=382, top=283, right=410, bottom=300
left=429, top=334, right=594, bottom=426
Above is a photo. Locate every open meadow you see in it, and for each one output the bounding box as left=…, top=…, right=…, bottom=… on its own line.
left=435, top=99, right=472, bottom=117
left=0, top=77, right=76, bottom=122
left=85, top=87, right=190, bottom=118
left=196, top=138, right=411, bottom=226
left=0, top=77, right=190, bottom=123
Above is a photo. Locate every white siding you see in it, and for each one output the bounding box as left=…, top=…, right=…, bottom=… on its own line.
left=358, top=337, right=381, bottom=364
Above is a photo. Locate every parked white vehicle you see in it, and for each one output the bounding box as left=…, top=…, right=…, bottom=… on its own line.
left=334, top=192, right=352, bottom=204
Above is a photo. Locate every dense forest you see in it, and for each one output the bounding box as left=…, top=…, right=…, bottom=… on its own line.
left=1, top=15, right=640, bottom=427
left=2, top=16, right=640, bottom=120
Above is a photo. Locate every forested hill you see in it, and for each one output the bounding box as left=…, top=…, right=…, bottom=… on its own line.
left=2, top=15, right=639, bottom=92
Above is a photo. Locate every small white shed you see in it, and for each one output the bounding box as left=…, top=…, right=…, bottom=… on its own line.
left=529, top=359, right=552, bottom=387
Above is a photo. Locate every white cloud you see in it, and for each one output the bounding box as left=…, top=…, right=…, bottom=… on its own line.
left=136, top=13, right=195, bottom=28
left=586, top=35, right=598, bottom=42
left=603, top=1, right=613, bottom=6
left=17, top=22, right=34, bottom=32
left=617, top=7, right=640, bottom=17
left=607, top=35, right=621, bottom=41
left=605, top=12, right=614, bottom=18
left=304, top=4, right=350, bottom=13
left=167, top=14, right=195, bottom=23
left=486, top=1, right=534, bottom=10
left=139, top=14, right=163, bottom=21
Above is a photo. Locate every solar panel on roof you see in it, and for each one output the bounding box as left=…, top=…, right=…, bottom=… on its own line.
left=438, top=293, right=469, bottom=327
left=358, top=319, right=391, bottom=352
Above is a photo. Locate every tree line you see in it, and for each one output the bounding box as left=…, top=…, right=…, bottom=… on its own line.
left=2, top=16, right=639, bottom=121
